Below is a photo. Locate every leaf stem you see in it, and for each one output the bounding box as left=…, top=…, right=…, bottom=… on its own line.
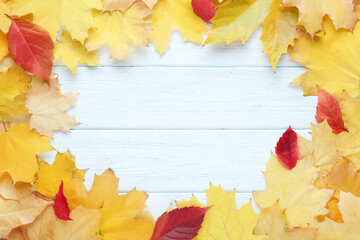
left=2, top=121, right=7, bottom=132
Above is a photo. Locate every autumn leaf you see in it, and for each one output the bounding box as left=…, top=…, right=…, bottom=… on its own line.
left=191, top=0, right=215, bottom=23
left=0, top=173, right=51, bottom=239
left=65, top=169, right=154, bottom=240
left=316, top=88, right=347, bottom=133
left=85, top=2, right=151, bottom=61
left=53, top=181, right=72, bottom=221
left=0, top=1, right=11, bottom=33
left=0, top=31, right=8, bottom=61
left=316, top=192, right=360, bottom=240
left=103, top=0, right=158, bottom=12
left=261, top=0, right=298, bottom=71
left=177, top=184, right=262, bottom=240
left=283, top=0, right=357, bottom=37
left=10, top=0, right=102, bottom=43
left=150, top=207, right=209, bottom=240
left=253, top=154, right=333, bottom=229
left=25, top=78, right=80, bottom=137
left=7, top=17, right=54, bottom=83
left=253, top=203, right=316, bottom=240
left=148, top=0, right=208, bottom=54
left=275, top=126, right=300, bottom=170
left=289, top=18, right=360, bottom=98
left=0, top=56, right=15, bottom=72
left=54, top=31, right=99, bottom=76
left=0, top=66, right=30, bottom=122
left=34, top=151, right=85, bottom=198
left=0, top=123, right=52, bottom=183
left=10, top=206, right=101, bottom=240
left=205, top=0, right=274, bottom=45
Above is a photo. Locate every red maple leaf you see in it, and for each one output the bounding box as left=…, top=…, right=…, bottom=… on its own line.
left=316, top=87, right=347, bottom=133
left=150, top=206, right=209, bottom=240
left=275, top=126, right=300, bottom=170
left=53, top=181, right=72, bottom=221
left=7, top=16, right=54, bottom=83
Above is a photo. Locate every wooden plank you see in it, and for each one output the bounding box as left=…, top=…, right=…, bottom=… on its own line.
left=54, top=66, right=316, bottom=130
left=146, top=192, right=255, bottom=218
left=42, top=129, right=311, bottom=193
left=54, top=30, right=301, bottom=67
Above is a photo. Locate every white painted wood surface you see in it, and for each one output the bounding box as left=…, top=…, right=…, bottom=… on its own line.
left=47, top=30, right=316, bottom=218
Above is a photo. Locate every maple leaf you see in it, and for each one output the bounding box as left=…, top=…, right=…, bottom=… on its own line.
left=324, top=160, right=360, bottom=197
left=253, top=203, right=316, bottom=240
left=10, top=0, right=102, bottom=43
left=289, top=18, right=360, bottom=98
left=148, top=0, right=208, bottom=54
left=103, top=0, right=158, bottom=12
left=261, top=0, right=298, bottom=71
left=53, top=181, right=72, bottom=221
left=10, top=206, right=101, bottom=240
left=204, top=0, right=274, bottom=45
left=177, top=184, right=262, bottom=240
left=34, top=151, right=84, bottom=198
left=85, top=2, right=151, bottom=61
left=150, top=207, right=209, bottom=240
left=275, top=126, right=300, bottom=170
left=7, top=17, right=54, bottom=83
left=0, top=173, right=51, bottom=239
left=25, top=78, right=80, bottom=137
left=0, top=31, right=8, bottom=61
left=283, top=0, right=357, bottom=37
left=0, top=123, right=52, bottom=183
left=0, top=66, right=30, bottom=122
left=54, top=31, right=99, bottom=76
left=0, top=1, right=10, bottom=33
left=191, top=0, right=215, bottom=23
left=316, top=88, right=347, bottom=133
left=65, top=169, right=155, bottom=240
left=316, top=192, right=360, bottom=240
left=253, top=154, right=333, bottom=229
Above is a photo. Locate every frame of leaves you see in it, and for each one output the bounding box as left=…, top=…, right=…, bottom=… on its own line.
left=1, top=0, right=360, bottom=239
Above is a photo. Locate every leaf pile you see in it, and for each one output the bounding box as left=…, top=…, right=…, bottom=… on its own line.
left=1, top=0, right=360, bottom=239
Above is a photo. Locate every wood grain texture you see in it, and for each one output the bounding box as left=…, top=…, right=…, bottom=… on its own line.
left=49, top=29, right=313, bottom=218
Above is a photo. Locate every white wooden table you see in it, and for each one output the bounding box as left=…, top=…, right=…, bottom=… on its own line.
left=46, top=29, right=317, bottom=218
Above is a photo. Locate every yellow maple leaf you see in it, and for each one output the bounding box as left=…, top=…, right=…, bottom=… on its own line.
left=0, top=0, right=10, bottom=33
left=10, top=0, right=102, bottom=42
left=25, top=78, right=79, bottom=137
left=316, top=191, right=360, bottom=240
left=65, top=169, right=154, bottom=240
left=0, top=123, right=52, bottom=183
left=85, top=2, right=151, bottom=61
left=10, top=206, right=101, bottom=240
left=0, top=173, right=51, bottom=239
left=103, top=0, right=158, bottom=12
left=33, top=151, right=85, bottom=198
left=0, top=66, right=30, bottom=122
left=177, top=184, right=262, bottom=240
left=253, top=154, right=333, bottom=229
left=148, top=0, right=208, bottom=54
left=253, top=203, right=316, bottom=240
left=205, top=0, right=274, bottom=45
left=0, top=31, right=8, bottom=61
left=54, top=31, right=99, bottom=76
left=283, top=0, right=357, bottom=37
left=261, top=0, right=298, bottom=71
left=289, top=18, right=360, bottom=98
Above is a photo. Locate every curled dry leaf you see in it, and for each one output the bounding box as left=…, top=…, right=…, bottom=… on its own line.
left=7, top=17, right=54, bottom=83
left=151, top=206, right=209, bottom=240
left=25, top=78, right=80, bottom=137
